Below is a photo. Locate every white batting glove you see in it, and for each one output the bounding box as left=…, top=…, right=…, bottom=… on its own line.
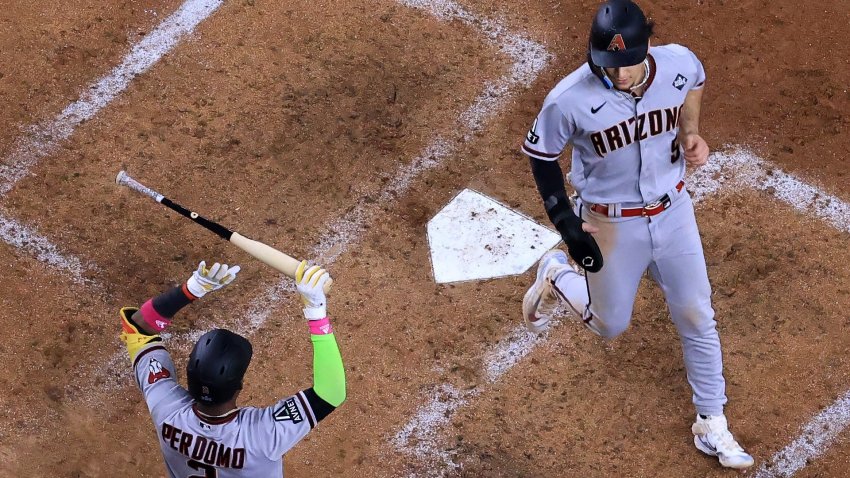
left=186, top=261, right=241, bottom=299
left=295, top=261, right=330, bottom=320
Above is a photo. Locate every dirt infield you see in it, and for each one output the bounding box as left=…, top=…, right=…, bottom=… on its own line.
left=0, top=0, right=848, bottom=477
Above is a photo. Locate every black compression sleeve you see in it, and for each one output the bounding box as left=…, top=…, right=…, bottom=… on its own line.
left=303, top=387, right=335, bottom=423
left=530, top=157, right=575, bottom=226
left=530, top=157, right=569, bottom=203
left=151, top=285, right=194, bottom=318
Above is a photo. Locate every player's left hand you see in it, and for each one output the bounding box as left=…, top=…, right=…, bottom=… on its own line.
left=296, top=261, right=330, bottom=320
left=556, top=213, right=604, bottom=273
left=185, top=261, right=241, bottom=299
left=682, top=133, right=709, bottom=167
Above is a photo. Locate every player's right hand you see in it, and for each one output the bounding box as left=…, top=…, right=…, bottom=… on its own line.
left=296, top=261, right=330, bottom=320
left=682, top=133, right=709, bottom=167
left=185, top=261, right=241, bottom=299
left=556, top=214, right=604, bottom=273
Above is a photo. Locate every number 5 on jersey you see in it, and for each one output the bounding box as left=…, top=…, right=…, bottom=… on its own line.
left=671, top=137, right=681, bottom=163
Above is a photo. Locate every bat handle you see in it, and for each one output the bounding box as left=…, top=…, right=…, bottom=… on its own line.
left=229, top=233, right=333, bottom=293
left=116, top=170, right=165, bottom=202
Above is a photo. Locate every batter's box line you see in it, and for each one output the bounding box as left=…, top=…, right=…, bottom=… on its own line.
left=689, top=147, right=850, bottom=233
left=0, top=211, right=92, bottom=284
left=391, top=146, right=850, bottom=477
left=0, top=0, right=225, bottom=283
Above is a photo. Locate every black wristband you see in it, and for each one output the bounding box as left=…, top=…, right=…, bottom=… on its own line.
left=151, top=285, right=194, bottom=318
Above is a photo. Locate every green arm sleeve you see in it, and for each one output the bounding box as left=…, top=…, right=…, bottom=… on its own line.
left=311, top=333, right=346, bottom=407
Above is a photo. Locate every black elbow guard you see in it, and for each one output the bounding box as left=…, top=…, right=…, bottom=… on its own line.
left=544, top=192, right=579, bottom=230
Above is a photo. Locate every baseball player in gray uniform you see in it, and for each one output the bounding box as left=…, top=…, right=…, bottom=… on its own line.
left=120, top=260, right=345, bottom=477
left=520, top=0, right=753, bottom=469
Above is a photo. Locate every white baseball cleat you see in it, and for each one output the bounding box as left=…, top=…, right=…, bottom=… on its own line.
left=522, top=249, right=572, bottom=333
left=692, top=414, right=754, bottom=469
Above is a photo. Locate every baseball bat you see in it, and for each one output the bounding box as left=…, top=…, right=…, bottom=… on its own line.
left=115, top=171, right=332, bottom=293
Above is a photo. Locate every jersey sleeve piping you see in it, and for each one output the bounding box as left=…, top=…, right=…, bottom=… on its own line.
left=295, top=390, right=317, bottom=429
left=521, top=144, right=561, bottom=160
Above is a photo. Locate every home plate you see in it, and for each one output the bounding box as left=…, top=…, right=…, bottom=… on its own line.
left=427, top=189, right=562, bottom=283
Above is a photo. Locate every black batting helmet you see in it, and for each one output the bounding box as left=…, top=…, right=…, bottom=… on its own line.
left=187, top=329, right=253, bottom=405
left=588, top=0, right=653, bottom=68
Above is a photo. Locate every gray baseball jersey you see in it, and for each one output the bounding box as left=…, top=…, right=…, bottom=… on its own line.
left=134, top=345, right=317, bottom=477
left=523, top=44, right=729, bottom=417
left=522, top=44, right=705, bottom=205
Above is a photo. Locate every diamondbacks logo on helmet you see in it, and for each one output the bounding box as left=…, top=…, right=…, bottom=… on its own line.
left=607, top=34, right=626, bottom=52
left=148, top=358, right=171, bottom=384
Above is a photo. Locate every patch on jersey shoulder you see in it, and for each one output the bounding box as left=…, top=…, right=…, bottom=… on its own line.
left=147, top=358, right=171, bottom=384
left=526, top=118, right=540, bottom=145
left=673, top=74, right=688, bottom=91
left=273, top=397, right=303, bottom=424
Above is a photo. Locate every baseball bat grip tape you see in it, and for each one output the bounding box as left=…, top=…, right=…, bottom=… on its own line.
left=116, top=170, right=164, bottom=202
left=229, top=233, right=333, bottom=294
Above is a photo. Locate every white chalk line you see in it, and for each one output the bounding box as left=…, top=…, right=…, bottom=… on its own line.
left=754, top=390, right=850, bottom=478
left=392, top=383, right=470, bottom=471
left=691, top=148, right=850, bottom=233
left=391, top=317, right=561, bottom=475
left=0, top=0, right=224, bottom=282
left=0, top=211, right=89, bottom=283
left=393, top=146, right=850, bottom=476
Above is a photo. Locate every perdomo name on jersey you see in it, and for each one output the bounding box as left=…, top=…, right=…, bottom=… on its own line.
left=590, top=105, right=683, bottom=158
left=162, top=423, right=246, bottom=469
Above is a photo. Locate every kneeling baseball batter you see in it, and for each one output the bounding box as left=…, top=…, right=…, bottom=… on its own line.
left=120, top=261, right=345, bottom=477
left=521, top=0, right=752, bottom=469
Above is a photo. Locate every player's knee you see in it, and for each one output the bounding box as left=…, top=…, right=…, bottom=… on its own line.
left=585, top=313, right=630, bottom=339
left=671, top=303, right=716, bottom=337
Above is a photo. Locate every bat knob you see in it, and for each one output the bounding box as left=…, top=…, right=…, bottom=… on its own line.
left=116, top=170, right=127, bottom=185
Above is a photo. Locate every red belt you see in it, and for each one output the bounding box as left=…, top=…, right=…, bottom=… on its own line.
left=590, top=181, right=685, bottom=218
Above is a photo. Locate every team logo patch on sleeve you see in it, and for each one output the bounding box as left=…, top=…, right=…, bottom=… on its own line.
left=273, top=398, right=303, bottom=424
left=147, top=358, right=171, bottom=384
left=526, top=118, right=540, bottom=145
left=673, top=74, right=688, bottom=90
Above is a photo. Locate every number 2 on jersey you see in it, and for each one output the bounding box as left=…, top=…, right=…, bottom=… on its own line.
left=188, top=459, right=217, bottom=478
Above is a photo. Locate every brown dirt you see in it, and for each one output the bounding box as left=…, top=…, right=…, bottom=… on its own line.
left=0, top=0, right=848, bottom=477
left=0, top=0, right=184, bottom=155
left=797, top=436, right=850, bottom=478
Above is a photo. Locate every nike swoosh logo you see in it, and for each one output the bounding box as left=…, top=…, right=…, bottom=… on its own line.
left=591, top=102, right=607, bottom=114
left=698, top=436, right=717, bottom=453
